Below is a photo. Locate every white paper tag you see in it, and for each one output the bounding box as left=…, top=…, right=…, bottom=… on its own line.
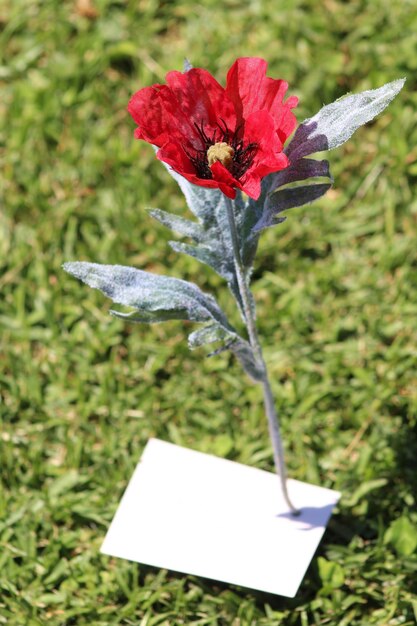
left=101, top=438, right=340, bottom=597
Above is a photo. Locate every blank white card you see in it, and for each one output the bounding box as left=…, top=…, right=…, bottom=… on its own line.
left=101, top=438, right=340, bottom=597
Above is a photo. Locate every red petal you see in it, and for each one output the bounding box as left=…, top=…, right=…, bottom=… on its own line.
left=245, top=111, right=288, bottom=173
left=236, top=110, right=289, bottom=199
left=128, top=84, right=199, bottom=149
left=157, top=142, right=196, bottom=175
left=239, top=175, right=261, bottom=200
left=272, top=95, right=299, bottom=143
left=210, top=161, right=238, bottom=198
left=157, top=142, right=227, bottom=191
left=166, top=68, right=236, bottom=139
left=259, top=77, right=289, bottom=111
left=226, top=57, right=298, bottom=143
left=261, top=79, right=298, bottom=142
left=226, top=58, right=268, bottom=124
left=128, top=59, right=297, bottom=200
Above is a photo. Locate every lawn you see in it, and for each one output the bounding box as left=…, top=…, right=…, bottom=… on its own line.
left=1, top=0, right=417, bottom=624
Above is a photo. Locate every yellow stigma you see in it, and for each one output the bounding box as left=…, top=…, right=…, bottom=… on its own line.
left=207, top=142, right=234, bottom=170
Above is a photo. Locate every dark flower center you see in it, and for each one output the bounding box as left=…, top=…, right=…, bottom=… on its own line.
left=185, top=120, right=258, bottom=181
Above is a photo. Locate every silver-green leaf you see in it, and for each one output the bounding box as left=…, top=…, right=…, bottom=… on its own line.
left=188, top=322, right=263, bottom=382
left=253, top=183, right=332, bottom=233
left=156, top=165, right=245, bottom=315
left=247, top=158, right=332, bottom=238
left=63, top=261, right=262, bottom=381
left=287, top=78, right=405, bottom=161
left=63, top=262, right=231, bottom=326
left=148, top=209, right=205, bottom=242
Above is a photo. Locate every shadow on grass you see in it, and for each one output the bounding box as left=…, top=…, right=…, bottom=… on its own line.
left=136, top=560, right=320, bottom=611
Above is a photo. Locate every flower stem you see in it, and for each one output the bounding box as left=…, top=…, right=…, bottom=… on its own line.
left=224, top=195, right=299, bottom=515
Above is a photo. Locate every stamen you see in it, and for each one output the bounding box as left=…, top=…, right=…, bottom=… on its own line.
left=232, top=141, right=257, bottom=178
left=207, top=142, right=235, bottom=170
left=185, top=119, right=258, bottom=181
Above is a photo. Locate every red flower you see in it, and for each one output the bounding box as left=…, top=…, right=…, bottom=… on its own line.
left=128, top=57, right=298, bottom=200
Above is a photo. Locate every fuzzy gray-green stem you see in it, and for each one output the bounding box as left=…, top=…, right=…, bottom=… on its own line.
left=224, top=195, right=299, bottom=515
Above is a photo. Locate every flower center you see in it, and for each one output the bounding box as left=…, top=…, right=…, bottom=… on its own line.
left=185, top=120, right=258, bottom=181
left=206, top=142, right=235, bottom=170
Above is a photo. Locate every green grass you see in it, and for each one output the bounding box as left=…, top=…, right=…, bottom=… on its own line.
left=1, top=0, right=417, bottom=623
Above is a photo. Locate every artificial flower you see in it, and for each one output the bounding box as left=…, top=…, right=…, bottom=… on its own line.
left=128, top=57, right=298, bottom=199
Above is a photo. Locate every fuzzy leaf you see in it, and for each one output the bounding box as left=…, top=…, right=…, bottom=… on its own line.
left=183, top=58, right=193, bottom=72
left=188, top=323, right=231, bottom=348
left=169, top=241, right=234, bottom=283
left=253, top=183, right=332, bottom=233
left=64, top=261, right=262, bottom=381
left=287, top=78, right=405, bottom=161
left=266, top=158, right=332, bottom=193
left=229, top=337, right=264, bottom=381
left=242, top=159, right=331, bottom=259
left=161, top=161, right=224, bottom=227
left=148, top=209, right=205, bottom=242
left=188, top=323, right=263, bottom=381
left=63, top=262, right=231, bottom=326
left=232, top=189, right=261, bottom=271
left=158, top=165, right=245, bottom=315
left=110, top=308, right=190, bottom=324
